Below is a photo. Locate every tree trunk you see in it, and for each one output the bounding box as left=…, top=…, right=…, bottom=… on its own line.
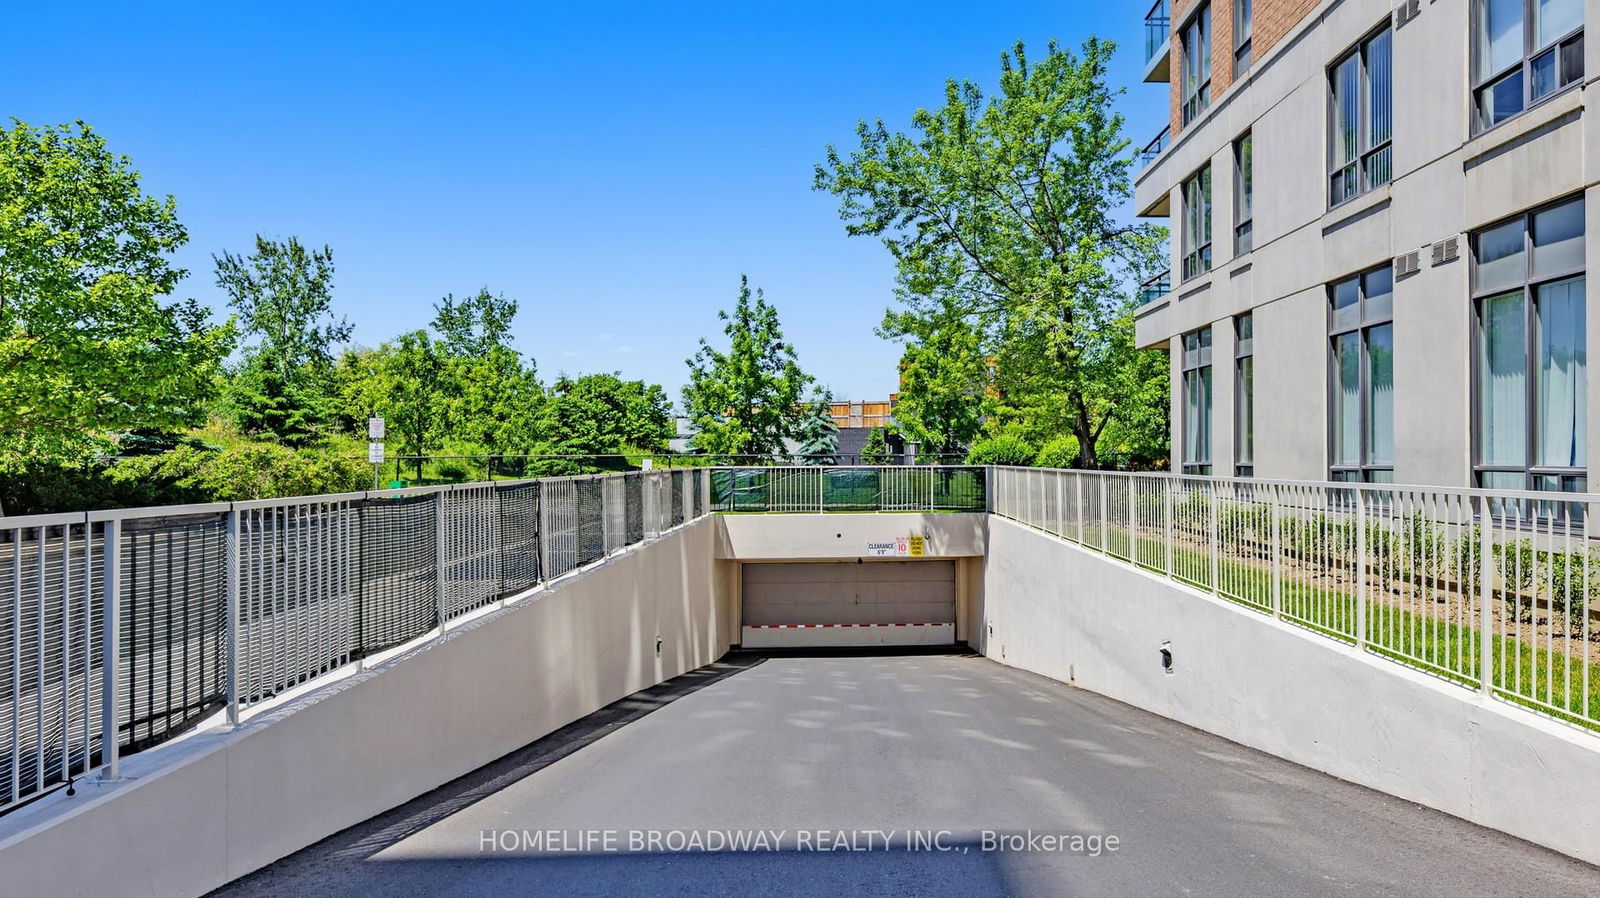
left=1072, top=396, right=1099, bottom=470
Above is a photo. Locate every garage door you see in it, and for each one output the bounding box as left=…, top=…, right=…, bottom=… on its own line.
left=740, top=561, right=956, bottom=648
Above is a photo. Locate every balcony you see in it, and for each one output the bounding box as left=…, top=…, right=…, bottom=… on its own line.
left=1143, top=0, right=1170, bottom=82
left=1136, top=271, right=1171, bottom=307
left=1137, top=125, right=1169, bottom=171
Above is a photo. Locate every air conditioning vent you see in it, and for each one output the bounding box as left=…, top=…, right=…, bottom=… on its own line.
left=1393, top=0, right=1421, bottom=28
left=1393, top=249, right=1421, bottom=278
left=1432, top=235, right=1460, bottom=265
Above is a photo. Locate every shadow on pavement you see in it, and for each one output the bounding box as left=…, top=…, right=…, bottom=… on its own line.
left=208, top=653, right=765, bottom=895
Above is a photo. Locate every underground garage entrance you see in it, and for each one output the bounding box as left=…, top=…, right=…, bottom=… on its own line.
left=738, top=559, right=957, bottom=648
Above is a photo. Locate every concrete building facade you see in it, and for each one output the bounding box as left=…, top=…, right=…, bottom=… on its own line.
left=1134, top=0, right=1597, bottom=490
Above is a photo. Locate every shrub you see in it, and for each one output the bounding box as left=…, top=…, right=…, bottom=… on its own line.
left=965, top=435, right=1036, bottom=467
left=1033, top=436, right=1080, bottom=470
left=106, top=443, right=369, bottom=503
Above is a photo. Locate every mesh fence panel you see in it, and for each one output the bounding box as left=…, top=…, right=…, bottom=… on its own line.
left=237, top=502, right=356, bottom=709
left=0, top=523, right=105, bottom=808
left=118, top=514, right=228, bottom=752
left=602, top=477, right=626, bottom=555
left=496, top=482, right=541, bottom=596
left=355, top=496, right=438, bottom=656
left=671, top=472, right=686, bottom=527
left=444, top=487, right=499, bottom=620
left=576, top=478, right=605, bottom=566
left=544, top=480, right=579, bottom=578
left=624, top=474, right=644, bottom=544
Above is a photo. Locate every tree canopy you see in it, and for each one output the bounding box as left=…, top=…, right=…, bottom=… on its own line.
left=815, top=39, right=1168, bottom=468
left=0, top=120, right=233, bottom=464
left=682, top=276, right=819, bottom=459
left=214, top=235, right=351, bottom=444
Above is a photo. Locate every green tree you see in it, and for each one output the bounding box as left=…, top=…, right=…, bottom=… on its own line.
left=536, top=372, right=673, bottom=473
left=860, top=426, right=892, bottom=465
left=888, top=304, right=988, bottom=461
left=795, top=399, right=839, bottom=464
left=214, top=235, right=351, bottom=444
left=428, top=289, right=540, bottom=455
left=815, top=39, right=1167, bottom=468
left=683, top=276, right=818, bottom=459
left=349, top=330, right=446, bottom=479
left=0, top=120, right=232, bottom=471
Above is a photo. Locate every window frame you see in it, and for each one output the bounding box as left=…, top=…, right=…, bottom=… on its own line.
left=1182, top=163, right=1213, bottom=281
left=1233, top=132, right=1253, bottom=256
left=1327, top=24, right=1393, bottom=208
left=1470, top=193, right=1588, bottom=494
left=1471, top=0, right=1584, bottom=135
left=1181, top=3, right=1213, bottom=125
left=1235, top=313, right=1254, bottom=477
left=1234, top=0, right=1253, bottom=78
left=1327, top=267, right=1395, bottom=483
left=1182, top=326, right=1214, bottom=475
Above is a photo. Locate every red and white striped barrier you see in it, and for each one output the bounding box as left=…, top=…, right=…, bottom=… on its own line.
left=740, top=621, right=954, bottom=648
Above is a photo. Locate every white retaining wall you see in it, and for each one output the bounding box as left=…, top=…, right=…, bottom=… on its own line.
left=981, top=515, right=1600, bottom=866
left=0, top=517, right=731, bottom=898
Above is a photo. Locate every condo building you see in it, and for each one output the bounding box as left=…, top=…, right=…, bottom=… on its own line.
left=1133, top=0, right=1594, bottom=492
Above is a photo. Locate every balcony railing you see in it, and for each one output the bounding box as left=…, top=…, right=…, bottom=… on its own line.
left=1138, top=126, right=1170, bottom=170
left=1145, top=0, right=1170, bottom=63
left=1137, top=272, right=1171, bottom=307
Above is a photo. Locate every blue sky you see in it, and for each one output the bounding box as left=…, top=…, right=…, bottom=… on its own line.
left=11, top=1, right=1163, bottom=404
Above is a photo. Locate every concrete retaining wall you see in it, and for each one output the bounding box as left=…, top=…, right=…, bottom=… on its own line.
left=981, top=515, right=1600, bottom=866
left=0, top=518, right=731, bottom=898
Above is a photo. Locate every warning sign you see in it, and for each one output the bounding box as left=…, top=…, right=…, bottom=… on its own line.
left=867, top=536, right=930, bottom=557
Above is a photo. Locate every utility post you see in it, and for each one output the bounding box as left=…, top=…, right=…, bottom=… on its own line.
left=367, top=416, right=386, bottom=489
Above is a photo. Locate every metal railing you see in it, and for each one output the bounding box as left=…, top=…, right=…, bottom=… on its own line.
left=1137, top=126, right=1170, bottom=170
left=1145, top=0, right=1170, bottom=62
left=0, top=468, right=712, bottom=815
left=1137, top=272, right=1171, bottom=307
left=709, top=466, right=987, bottom=513
left=991, top=467, right=1600, bottom=735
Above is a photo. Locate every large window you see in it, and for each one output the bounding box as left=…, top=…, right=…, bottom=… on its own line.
left=1329, top=268, right=1394, bottom=482
left=1235, top=313, right=1254, bottom=476
left=1234, top=0, right=1253, bottom=77
left=1183, top=327, right=1214, bottom=475
left=1181, top=3, right=1212, bottom=125
left=1182, top=164, right=1212, bottom=280
left=1473, top=0, right=1583, bottom=133
left=1234, top=133, right=1253, bottom=255
left=1473, top=195, right=1587, bottom=494
left=1329, top=26, right=1393, bottom=207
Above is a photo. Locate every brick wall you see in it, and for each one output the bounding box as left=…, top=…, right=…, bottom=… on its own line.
left=1167, top=0, right=1320, bottom=138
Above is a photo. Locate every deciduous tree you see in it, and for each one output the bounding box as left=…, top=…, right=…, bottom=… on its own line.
left=815, top=39, right=1168, bottom=468
left=0, top=120, right=232, bottom=471
left=683, top=276, right=818, bottom=459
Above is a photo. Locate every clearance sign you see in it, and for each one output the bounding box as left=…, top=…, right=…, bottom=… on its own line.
left=865, top=536, right=928, bottom=557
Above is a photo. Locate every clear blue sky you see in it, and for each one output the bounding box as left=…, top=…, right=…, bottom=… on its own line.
left=11, top=1, right=1163, bottom=405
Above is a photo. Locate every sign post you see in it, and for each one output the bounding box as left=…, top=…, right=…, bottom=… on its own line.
left=367, top=416, right=385, bottom=489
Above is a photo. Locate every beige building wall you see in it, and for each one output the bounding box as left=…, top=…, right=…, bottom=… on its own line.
left=1136, top=0, right=1599, bottom=487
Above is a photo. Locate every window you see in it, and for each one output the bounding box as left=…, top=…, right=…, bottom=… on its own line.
left=1235, top=314, right=1254, bottom=476
left=1473, top=195, right=1586, bottom=495
left=1473, top=0, right=1583, bottom=133
left=1181, top=4, right=1212, bottom=125
left=1183, top=327, right=1213, bottom=475
left=1329, top=26, right=1393, bottom=207
left=1233, top=133, right=1253, bottom=255
left=1234, top=0, right=1253, bottom=77
left=1182, top=164, right=1212, bottom=280
left=1329, top=268, right=1394, bottom=482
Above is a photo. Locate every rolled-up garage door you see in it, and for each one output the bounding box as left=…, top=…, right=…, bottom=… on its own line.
left=740, top=560, right=955, bottom=647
